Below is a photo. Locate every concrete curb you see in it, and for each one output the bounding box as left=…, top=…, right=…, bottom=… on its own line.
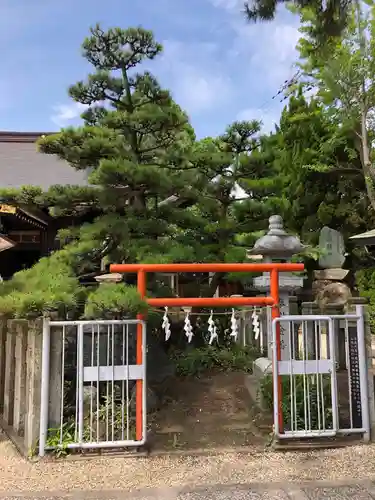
left=1, top=479, right=375, bottom=499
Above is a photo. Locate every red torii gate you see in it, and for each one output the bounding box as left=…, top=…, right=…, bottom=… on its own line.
left=110, top=262, right=305, bottom=441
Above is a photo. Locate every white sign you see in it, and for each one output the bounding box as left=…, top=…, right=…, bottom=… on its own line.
left=318, top=226, right=346, bottom=269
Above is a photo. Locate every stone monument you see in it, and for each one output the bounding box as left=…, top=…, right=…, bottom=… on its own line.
left=250, top=215, right=305, bottom=376
left=313, top=226, right=351, bottom=310
left=318, top=226, right=346, bottom=269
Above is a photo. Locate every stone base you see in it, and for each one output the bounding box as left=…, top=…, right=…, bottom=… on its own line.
left=244, top=357, right=273, bottom=412
left=314, top=268, right=349, bottom=281
left=253, top=357, right=272, bottom=378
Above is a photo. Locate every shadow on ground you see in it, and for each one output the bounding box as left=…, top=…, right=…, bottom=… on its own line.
left=151, top=371, right=272, bottom=451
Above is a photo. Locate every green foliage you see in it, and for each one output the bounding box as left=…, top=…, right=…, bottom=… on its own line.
left=45, top=395, right=133, bottom=456
left=273, top=91, right=374, bottom=244
left=0, top=22, right=292, bottom=319
left=0, top=24, right=202, bottom=318
left=356, top=268, right=375, bottom=330
left=84, top=284, right=148, bottom=319
left=184, top=121, right=284, bottom=286
left=173, top=345, right=259, bottom=377
left=295, top=2, right=375, bottom=213
left=0, top=186, right=45, bottom=206
left=45, top=422, right=76, bottom=457
left=0, top=251, right=83, bottom=318
left=6, top=16, right=375, bottom=322
left=244, top=0, right=353, bottom=44
left=260, top=374, right=333, bottom=430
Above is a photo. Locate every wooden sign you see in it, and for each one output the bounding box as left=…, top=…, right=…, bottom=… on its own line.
left=0, top=204, right=16, bottom=214
left=0, top=235, right=15, bottom=252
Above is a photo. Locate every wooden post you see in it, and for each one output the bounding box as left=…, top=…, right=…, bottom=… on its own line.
left=13, top=321, right=28, bottom=435
left=0, top=317, right=8, bottom=414
left=48, top=325, right=63, bottom=429
left=24, top=319, right=43, bottom=453
left=3, top=322, right=16, bottom=425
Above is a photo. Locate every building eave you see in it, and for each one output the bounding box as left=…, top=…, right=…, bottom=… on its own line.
left=0, top=131, right=55, bottom=143
left=349, top=229, right=375, bottom=246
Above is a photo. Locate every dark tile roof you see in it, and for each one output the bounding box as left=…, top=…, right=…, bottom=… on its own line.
left=0, top=132, right=88, bottom=189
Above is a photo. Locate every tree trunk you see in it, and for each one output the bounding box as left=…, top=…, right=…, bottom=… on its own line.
left=355, top=0, right=375, bottom=212
left=359, top=110, right=375, bottom=211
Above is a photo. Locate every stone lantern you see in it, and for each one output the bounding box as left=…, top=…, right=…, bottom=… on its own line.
left=94, top=273, right=122, bottom=284
left=250, top=215, right=305, bottom=366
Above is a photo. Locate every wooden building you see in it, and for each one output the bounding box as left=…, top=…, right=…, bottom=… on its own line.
left=0, top=131, right=197, bottom=280
left=0, top=132, right=90, bottom=279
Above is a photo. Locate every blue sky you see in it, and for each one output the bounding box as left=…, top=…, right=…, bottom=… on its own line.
left=0, top=0, right=300, bottom=139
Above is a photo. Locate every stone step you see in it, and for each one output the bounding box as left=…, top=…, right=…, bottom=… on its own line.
left=156, top=419, right=260, bottom=435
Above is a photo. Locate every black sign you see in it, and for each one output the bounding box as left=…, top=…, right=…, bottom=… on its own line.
left=348, top=326, right=363, bottom=428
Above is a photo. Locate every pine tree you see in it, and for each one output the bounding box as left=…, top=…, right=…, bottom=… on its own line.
left=0, top=26, right=292, bottom=319
left=183, top=120, right=284, bottom=294
left=0, top=25, right=204, bottom=318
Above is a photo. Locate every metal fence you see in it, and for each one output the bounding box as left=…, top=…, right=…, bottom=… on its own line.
left=272, top=305, right=370, bottom=441
left=39, top=319, right=147, bottom=457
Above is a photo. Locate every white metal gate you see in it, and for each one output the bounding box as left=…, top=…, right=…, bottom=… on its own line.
left=272, top=305, right=370, bottom=441
left=39, top=319, right=147, bottom=456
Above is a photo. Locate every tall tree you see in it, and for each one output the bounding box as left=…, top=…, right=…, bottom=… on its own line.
left=295, top=1, right=375, bottom=212
left=0, top=25, right=204, bottom=318
left=0, top=26, right=284, bottom=319
left=244, top=0, right=353, bottom=43
left=272, top=91, right=373, bottom=243
left=176, top=120, right=284, bottom=296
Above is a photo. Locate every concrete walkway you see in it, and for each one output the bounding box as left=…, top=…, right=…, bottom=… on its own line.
left=4, top=433, right=375, bottom=497
left=1, top=481, right=375, bottom=499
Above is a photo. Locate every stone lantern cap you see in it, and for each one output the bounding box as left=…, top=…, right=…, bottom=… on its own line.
left=95, top=273, right=122, bottom=283
left=250, top=215, right=305, bottom=258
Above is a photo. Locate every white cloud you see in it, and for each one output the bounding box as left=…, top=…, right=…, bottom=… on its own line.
left=158, top=40, right=233, bottom=113
left=209, top=0, right=300, bottom=90
left=209, top=0, right=244, bottom=10
left=232, top=21, right=299, bottom=91
left=174, top=67, right=231, bottom=113
left=51, top=102, right=88, bottom=128
left=237, top=107, right=280, bottom=133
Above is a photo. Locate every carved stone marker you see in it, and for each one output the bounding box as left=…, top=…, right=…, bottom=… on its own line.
left=318, top=226, right=346, bottom=269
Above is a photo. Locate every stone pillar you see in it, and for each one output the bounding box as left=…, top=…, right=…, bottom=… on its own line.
left=48, top=327, right=63, bottom=429
left=301, top=302, right=318, bottom=360
left=253, top=272, right=304, bottom=363
left=325, top=304, right=347, bottom=368
left=24, top=319, right=43, bottom=453
left=279, top=292, right=296, bottom=360
left=13, top=321, right=28, bottom=435
left=363, top=302, right=375, bottom=441
left=0, top=316, right=8, bottom=414
left=3, top=324, right=16, bottom=425
left=314, top=227, right=351, bottom=365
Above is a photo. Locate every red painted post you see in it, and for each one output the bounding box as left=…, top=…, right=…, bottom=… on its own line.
left=136, top=270, right=146, bottom=442
left=109, top=262, right=305, bottom=439
left=270, top=268, right=283, bottom=433
left=110, top=263, right=304, bottom=273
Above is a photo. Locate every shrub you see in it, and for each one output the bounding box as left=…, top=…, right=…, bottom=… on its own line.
left=260, top=374, right=333, bottom=431
left=84, top=283, right=148, bottom=319
left=173, top=344, right=259, bottom=377
left=0, top=238, right=147, bottom=319
left=356, top=268, right=375, bottom=331
left=0, top=254, right=82, bottom=318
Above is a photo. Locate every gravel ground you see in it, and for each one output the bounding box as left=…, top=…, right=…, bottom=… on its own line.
left=2, top=438, right=375, bottom=493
